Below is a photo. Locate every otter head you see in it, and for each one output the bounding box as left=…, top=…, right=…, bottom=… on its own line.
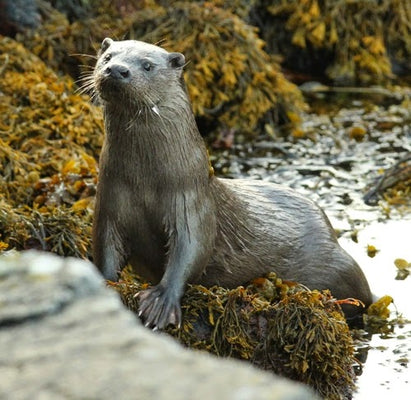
left=94, top=38, right=186, bottom=109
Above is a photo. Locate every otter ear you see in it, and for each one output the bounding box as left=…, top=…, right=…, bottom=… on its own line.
left=101, top=38, right=114, bottom=53
left=168, top=52, right=185, bottom=69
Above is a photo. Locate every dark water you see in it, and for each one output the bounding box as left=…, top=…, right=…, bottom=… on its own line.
left=211, top=93, right=411, bottom=398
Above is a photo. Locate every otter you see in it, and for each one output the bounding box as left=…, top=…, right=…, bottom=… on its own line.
left=91, top=38, right=372, bottom=329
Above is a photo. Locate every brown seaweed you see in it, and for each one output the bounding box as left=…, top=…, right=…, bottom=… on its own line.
left=252, top=0, right=410, bottom=84
left=111, top=269, right=358, bottom=400
left=17, top=0, right=306, bottom=139
left=0, top=36, right=101, bottom=258
left=364, top=154, right=411, bottom=206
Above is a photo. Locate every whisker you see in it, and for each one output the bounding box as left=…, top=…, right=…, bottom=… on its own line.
left=126, top=97, right=145, bottom=131
left=75, top=79, right=96, bottom=95
left=69, top=53, right=97, bottom=60
left=77, top=70, right=95, bottom=80
left=144, top=92, right=169, bottom=130
left=90, top=93, right=99, bottom=105
left=78, top=65, right=95, bottom=71
left=126, top=110, right=140, bottom=131
left=76, top=77, right=95, bottom=86
left=76, top=74, right=94, bottom=82
left=154, top=38, right=167, bottom=47
left=75, top=75, right=94, bottom=85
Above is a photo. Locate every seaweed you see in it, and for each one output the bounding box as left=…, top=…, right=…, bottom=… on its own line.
left=0, top=36, right=101, bottom=258
left=394, top=258, right=410, bottom=280
left=362, top=295, right=396, bottom=336
left=126, top=2, right=306, bottom=137
left=252, top=0, right=410, bottom=84
left=17, top=1, right=306, bottom=139
left=111, top=269, right=357, bottom=399
left=364, top=153, right=411, bottom=208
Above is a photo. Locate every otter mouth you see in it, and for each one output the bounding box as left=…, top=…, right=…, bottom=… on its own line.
left=95, top=62, right=134, bottom=101
left=95, top=77, right=160, bottom=116
left=95, top=77, right=143, bottom=107
left=94, top=70, right=160, bottom=113
left=95, top=75, right=123, bottom=101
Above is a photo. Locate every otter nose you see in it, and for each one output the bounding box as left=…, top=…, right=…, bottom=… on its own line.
left=103, top=64, right=130, bottom=80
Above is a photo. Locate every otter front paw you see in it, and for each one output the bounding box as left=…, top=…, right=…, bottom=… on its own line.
left=135, top=285, right=182, bottom=330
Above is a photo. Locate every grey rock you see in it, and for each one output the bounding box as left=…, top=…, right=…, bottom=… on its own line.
left=0, top=250, right=318, bottom=400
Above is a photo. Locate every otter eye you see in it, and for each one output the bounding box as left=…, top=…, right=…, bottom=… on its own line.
left=142, top=61, right=152, bottom=71
left=103, top=54, right=111, bottom=63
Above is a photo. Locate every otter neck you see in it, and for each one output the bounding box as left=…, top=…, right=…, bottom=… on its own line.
left=103, top=95, right=210, bottom=185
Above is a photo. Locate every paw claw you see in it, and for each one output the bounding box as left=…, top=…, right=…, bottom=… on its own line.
left=136, top=285, right=182, bottom=330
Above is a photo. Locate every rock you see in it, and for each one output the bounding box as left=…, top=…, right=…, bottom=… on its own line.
left=0, top=250, right=318, bottom=400
left=0, top=0, right=40, bottom=36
